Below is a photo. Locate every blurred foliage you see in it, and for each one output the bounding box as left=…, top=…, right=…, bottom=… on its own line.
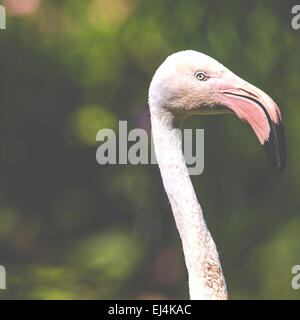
left=0, top=0, right=299, bottom=299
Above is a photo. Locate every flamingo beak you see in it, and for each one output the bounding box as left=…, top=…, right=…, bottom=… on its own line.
left=215, top=76, right=286, bottom=173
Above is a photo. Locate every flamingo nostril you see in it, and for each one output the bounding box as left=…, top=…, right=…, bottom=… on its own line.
left=239, top=88, right=259, bottom=98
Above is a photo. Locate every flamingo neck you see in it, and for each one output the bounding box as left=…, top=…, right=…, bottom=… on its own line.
left=150, top=106, right=227, bottom=300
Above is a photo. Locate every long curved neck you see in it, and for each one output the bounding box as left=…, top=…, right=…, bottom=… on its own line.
left=150, top=106, right=227, bottom=300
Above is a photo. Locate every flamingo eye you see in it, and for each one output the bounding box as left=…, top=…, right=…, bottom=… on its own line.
left=195, top=71, right=208, bottom=81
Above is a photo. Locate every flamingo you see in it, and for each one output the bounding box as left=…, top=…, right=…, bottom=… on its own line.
left=148, top=50, right=285, bottom=300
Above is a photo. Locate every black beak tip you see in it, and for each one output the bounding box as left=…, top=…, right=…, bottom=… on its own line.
left=263, top=120, right=286, bottom=174
left=275, top=159, right=285, bottom=175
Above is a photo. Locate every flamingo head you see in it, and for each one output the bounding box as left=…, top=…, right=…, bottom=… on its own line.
left=149, top=50, right=286, bottom=173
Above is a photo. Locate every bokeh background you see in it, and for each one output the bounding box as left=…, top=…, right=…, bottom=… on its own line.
left=0, top=0, right=299, bottom=300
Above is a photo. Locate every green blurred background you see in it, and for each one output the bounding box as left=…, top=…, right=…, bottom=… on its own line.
left=0, top=0, right=299, bottom=300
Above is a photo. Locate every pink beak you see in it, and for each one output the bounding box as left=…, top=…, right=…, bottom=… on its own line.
left=214, top=73, right=286, bottom=173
